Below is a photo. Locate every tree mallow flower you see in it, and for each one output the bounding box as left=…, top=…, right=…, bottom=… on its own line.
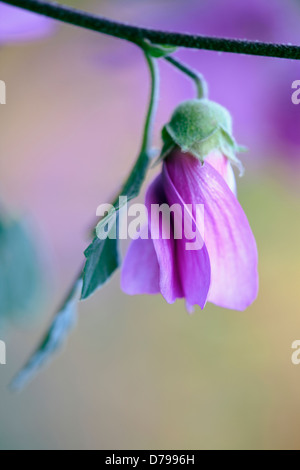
left=122, top=99, right=259, bottom=311
left=0, top=4, right=54, bottom=44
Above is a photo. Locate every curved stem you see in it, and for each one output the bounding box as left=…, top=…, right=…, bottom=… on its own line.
left=2, top=0, right=300, bottom=60
left=141, top=53, right=160, bottom=154
left=111, top=52, right=160, bottom=211
left=165, top=56, right=208, bottom=99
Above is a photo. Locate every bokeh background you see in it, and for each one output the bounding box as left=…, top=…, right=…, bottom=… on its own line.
left=0, top=0, right=300, bottom=450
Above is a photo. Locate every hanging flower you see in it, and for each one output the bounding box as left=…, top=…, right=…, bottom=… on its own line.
left=121, top=99, right=259, bottom=311
left=0, top=4, right=54, bottom=44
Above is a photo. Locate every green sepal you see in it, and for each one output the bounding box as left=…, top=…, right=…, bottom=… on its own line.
left=160, top=99, right=245, bottom=174
left=141, top=41, right=178, bottom=58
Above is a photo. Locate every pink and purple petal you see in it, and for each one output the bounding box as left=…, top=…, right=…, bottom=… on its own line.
left=205, top=151, right=237, bottom=196
left=165, top=151, right=258, bottom=311
left=163, top=166, right=211, bottom=310
left=145, top=174, right=183, bottom=303
left=121, top=225, right=160, bottom=296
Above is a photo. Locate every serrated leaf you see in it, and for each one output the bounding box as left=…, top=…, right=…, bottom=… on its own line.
left=82, top=150, right=151, bottom=299
left=10, top=279, right=82, bottom=391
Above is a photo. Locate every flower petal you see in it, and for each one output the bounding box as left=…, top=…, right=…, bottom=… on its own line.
left=206, top=151, right=237, bottom=195
left=121, top=225, right=160, bottom=296
left=163, top=165, right=211, bottom=310
left=145, top=174, right=183, bottom=303
left=165, top=151, right=258, bottom=310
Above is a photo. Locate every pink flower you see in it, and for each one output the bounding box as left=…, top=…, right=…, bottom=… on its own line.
left=121, top=150, right=258, bottom=311
left=0, top=4, right=54, bottom=43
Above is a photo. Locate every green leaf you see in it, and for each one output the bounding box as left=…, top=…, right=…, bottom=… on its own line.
left=82, top=151, right=151, bottom=300
left=81, top=225, right=120, bottom=299
left=82, top=52, right=159, bottom=300
left=118, top=151, right=151, bottom=203
left=10, top=279, right=82, bottom=391
left=0, top=216, right=42, bottom=327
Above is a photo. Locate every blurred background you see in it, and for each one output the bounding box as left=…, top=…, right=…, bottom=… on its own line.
left=0, top=0, right=300, bottom=450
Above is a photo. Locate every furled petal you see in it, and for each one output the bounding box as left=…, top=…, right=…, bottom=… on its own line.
left=121, top=225, right=160, bottom=295
left=165, top=150, right=258, bottom=310
left=162, top=167, right=211, bottom=310
left=145, top=174, right=183, bottom=303
left=205, top=151, right=237, bottom=195
left=0, top=4, right=54, bottom=43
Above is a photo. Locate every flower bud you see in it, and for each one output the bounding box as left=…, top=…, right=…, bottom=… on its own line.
left=161, top=99, right=245, bottom=174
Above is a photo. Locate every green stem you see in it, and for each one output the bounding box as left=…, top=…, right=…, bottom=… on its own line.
left=140, top=53, right=160, bottom=154
left=9, top=53, right=160, bottom=390
left=88, top=53, right=159, bottom=246
left=110, top=52, right=160, bottom=211
left=165, top=56, right=208, bottom=99
left=1, top=0, right=300, bottom=60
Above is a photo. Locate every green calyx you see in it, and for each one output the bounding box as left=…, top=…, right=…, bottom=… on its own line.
left=160, top=99, right=246, bottom=174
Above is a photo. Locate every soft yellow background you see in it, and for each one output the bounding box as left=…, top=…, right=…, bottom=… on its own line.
left=0, top=0, right=299, bottom=450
